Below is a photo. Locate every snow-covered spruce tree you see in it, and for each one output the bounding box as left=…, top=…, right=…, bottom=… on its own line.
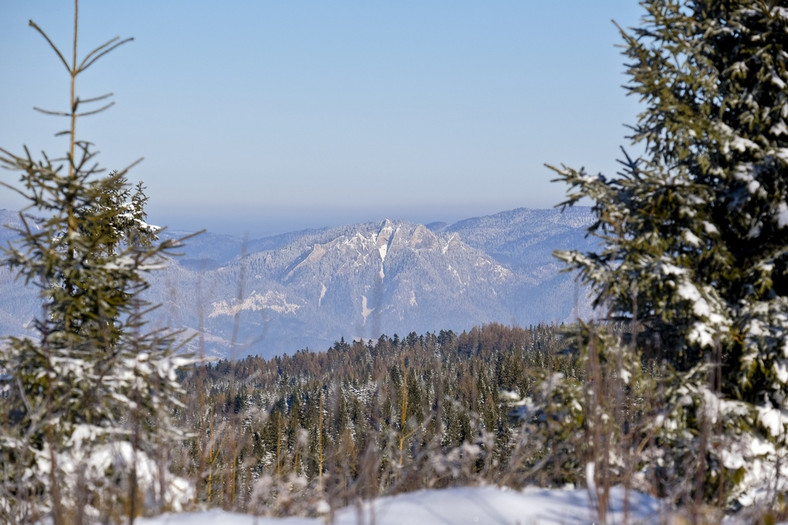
left=0, top=4, right=193, bottom=524
left=549, top=0, right=788, bottom=510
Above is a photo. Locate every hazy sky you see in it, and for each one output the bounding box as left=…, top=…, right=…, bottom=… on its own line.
left=1, top=1, right=643, bottom=236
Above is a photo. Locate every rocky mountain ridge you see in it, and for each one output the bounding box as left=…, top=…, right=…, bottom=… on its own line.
left=0, top=207, right=596, bottom=358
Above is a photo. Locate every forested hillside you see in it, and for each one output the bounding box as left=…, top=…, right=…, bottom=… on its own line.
left=171, top=323, right=582, bottom=515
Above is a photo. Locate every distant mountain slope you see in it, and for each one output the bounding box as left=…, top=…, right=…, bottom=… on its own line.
left=0, top=207, right=596, bottom=359
left=442, top=207, right=596, bottom=268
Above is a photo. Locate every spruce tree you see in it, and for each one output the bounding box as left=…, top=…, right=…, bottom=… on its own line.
left=0, top=3, right=193, bottom=523
left=550, top=0, right=788, bottom=509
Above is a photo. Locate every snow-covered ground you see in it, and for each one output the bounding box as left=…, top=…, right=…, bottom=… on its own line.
left=138, top=485, right=667, bottom=525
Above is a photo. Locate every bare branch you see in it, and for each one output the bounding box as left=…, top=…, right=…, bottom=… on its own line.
left=0, top=180, right=29, bottom=199
left=28, top=20, right=72, bottom=74
left=78, top=37, right=134, bottom=73
left=75, top=102, right=115, bottom=117
left=79, top=92, right=114, bottom=104
left=33, top=107, right=71, bottom=117
left=0, top=145, right=21, bottom=160
left=115, top=157, right=144, bottom=178
left=80, top=34, right=120, bottom=65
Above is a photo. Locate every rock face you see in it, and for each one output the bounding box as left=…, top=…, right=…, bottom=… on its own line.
left=0, top=207, right=597, bottom=358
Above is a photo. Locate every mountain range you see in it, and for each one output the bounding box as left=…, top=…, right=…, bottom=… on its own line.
left=0, top=207, right=597, bottom=359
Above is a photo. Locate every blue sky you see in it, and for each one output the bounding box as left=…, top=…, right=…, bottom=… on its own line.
left=1, top=1, right=643, bottom=236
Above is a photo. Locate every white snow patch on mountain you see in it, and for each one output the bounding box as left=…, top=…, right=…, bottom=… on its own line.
left=376, top=219, right=395, bottom=265
left=210, top=291, right=300, bottom=317
left=318, top=282, right=327, bottom=307
left=442, top=233, right=458, bottom=255
left=360, top=294, right=374, bottom=325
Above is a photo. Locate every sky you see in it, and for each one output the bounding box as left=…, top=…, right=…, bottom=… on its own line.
left=0, top=1, right=644, bottom=236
